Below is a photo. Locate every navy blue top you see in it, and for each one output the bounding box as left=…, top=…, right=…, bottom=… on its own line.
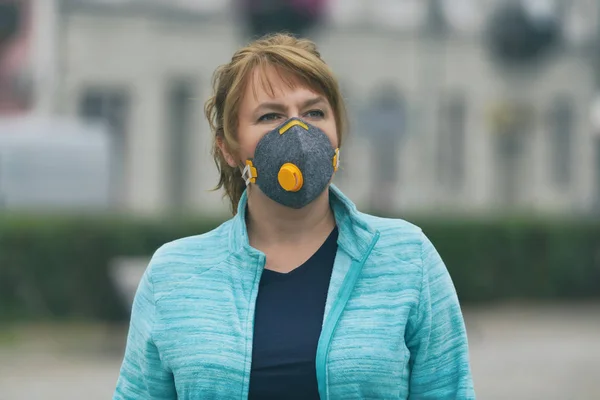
left=248, top=227, right=339, bottom=400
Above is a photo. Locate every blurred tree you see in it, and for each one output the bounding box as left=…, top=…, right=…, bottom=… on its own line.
left=0, top=1, right=24, bottom=113
left=241, top=0, right=326, bottom=39
left=486, top=0, right=561, bottom=67
left=0, top=1, right=20, bottom=51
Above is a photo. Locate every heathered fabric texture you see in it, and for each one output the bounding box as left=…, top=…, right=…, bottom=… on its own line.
left=114, top=185, right=475, bottom=400
left=252, top=117, right=336, bottom=209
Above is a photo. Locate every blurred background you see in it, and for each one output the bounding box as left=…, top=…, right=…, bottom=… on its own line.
left=0, top=0, right=599, bottom=399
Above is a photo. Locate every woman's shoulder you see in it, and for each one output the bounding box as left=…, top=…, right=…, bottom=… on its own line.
left=358, top=211, right=423, bottom=240
left=144, top=220, right=234, bottom=285
left=356, top=211, right=431, bottom=264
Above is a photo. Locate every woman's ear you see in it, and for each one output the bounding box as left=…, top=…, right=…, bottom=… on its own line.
left=217, top=136, right=238, bottom=168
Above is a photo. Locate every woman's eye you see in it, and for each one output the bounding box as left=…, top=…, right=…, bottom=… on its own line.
left=258, top=113, right=281, bottom=122
left=305, top=109, right=325, bottom=119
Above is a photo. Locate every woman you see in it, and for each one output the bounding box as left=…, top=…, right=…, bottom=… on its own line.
left=114, top=33, right=475, bottom=400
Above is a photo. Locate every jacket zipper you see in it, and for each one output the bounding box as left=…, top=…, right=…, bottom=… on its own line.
left=315, top=231, right=380, bottom=400
left=241, top=253, right=266, bottom=399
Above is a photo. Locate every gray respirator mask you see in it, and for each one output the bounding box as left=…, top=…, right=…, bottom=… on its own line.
left=241, top=118, right=340, bottom=209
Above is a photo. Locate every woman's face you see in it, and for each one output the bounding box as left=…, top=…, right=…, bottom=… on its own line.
left=222, top=65, right=338, bottom=167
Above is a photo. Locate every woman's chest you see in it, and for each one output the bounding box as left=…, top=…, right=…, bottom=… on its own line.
left=153, top=267, right=257, bottom=399
left=155, top=304, right=411, bottom=400
left=152, top=260, right=417, bottom=399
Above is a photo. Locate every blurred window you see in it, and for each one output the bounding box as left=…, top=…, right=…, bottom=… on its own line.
left=165, top=77, right=194, bottom=213
left=491, top=102, right=534, bottom=208
left=78, top=87, right=130, bottom=206
left=363, top=84, right=407, bottom=213
left=547, top=95, right=573, bottom=189
left=437, top=91, right=466, bottom=191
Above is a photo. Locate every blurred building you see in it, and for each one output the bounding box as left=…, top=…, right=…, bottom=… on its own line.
left=4, top=0, right=600, bottom=216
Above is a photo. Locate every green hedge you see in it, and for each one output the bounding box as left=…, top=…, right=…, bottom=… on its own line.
left=0, top=214, right=598, bottom=322
left=418, top=217, right=600, bottom=301
left=0, top=215, right=222, bottom=323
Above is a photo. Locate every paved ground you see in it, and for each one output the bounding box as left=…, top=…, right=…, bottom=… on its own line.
left=0, top=303, right=599, bottom=400
left=465, top=303, right=600, bottom=400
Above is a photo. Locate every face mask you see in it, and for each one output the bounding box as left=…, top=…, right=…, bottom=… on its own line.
left=241, top=117, right=340, bottom=209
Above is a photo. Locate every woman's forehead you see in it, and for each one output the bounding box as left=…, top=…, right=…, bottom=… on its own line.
left=246, top=64, right=321, bottom=102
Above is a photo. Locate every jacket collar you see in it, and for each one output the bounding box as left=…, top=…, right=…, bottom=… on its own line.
left=228, top=184, right=379, bottom=261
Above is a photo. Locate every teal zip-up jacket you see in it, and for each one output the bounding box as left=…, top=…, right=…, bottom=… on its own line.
left=114, top=185, right=475, bottom=399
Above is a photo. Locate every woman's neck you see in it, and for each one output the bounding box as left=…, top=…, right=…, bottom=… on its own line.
left=245, top=186, right=336, bottom=248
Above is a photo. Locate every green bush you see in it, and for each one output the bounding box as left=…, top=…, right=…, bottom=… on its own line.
left=419, top=217, right=600, bottom=301
left=0, top=214, right=598, bottom=322
left=0, top=214, right=221, bottom=323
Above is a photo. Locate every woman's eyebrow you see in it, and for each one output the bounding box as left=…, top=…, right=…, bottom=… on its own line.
left=301, top=96, right=327, bottom=109
left=254, top=102, right=287, bottom=115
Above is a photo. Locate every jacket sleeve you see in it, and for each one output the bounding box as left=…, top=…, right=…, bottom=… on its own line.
left=113, top=261, right=177, bottom=400
left=405, top=232, right=476, bottom=399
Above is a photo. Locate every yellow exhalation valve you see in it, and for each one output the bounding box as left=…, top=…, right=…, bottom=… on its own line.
left=278, top=163, right=303, bottom=192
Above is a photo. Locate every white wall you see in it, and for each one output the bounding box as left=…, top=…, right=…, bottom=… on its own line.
left=58, top=6, right=598, bottom=216
left=62, top=12, right=241, bottom=215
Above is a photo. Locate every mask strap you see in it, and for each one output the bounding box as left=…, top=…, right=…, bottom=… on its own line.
left=241, top=159, right=257, bottom=186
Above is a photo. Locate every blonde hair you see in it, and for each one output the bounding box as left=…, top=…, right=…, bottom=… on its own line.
left=204, top=33, right=348, bottom=215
